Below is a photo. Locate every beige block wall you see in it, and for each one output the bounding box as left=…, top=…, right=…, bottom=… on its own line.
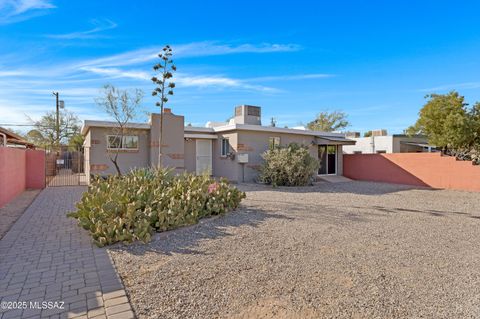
left=87, top=127, right=150, bottom=176
left=150, top=112, right=185, bottom=172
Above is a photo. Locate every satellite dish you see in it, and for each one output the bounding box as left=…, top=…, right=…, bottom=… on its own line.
left=59, top=100, right=65, bottom=109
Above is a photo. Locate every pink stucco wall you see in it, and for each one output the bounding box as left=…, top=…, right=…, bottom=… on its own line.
left=0, top=148, right=45, bottom=208
left=26, top=149, right=46, bottom=189
left=344, top=153, right=480, bottom=192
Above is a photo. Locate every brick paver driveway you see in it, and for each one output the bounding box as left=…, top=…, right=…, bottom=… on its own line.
left=0, top=187, right=134, bottom=319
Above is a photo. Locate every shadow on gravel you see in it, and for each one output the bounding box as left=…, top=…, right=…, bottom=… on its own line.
left=364, top=205, right=479, bottom=219
left=109, top=207, right=292, bottom=256
left=237, top=181, right=437, bottom=196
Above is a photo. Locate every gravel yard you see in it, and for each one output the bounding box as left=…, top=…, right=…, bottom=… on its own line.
left=108, top=181, right=480, bottom=319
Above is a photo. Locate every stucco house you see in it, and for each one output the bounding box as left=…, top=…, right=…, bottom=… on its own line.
left=343, top=130, right=435, bottom=154
left=81, top=105, right=355, bottom=183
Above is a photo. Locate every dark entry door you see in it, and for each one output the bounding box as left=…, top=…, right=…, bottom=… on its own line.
left=318, top=145, right=336, bottom=175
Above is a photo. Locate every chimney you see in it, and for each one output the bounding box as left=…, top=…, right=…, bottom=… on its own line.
left=164, top=108, right=172, bottom=114
left=233, top=105, right=261, bottom=125
left=371, top=129, right=388, bottom=137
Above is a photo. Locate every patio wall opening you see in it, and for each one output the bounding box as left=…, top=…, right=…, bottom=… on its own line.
left=0, top=148, right=45, bottom=207
left=343, top=152, right=480, bottom=192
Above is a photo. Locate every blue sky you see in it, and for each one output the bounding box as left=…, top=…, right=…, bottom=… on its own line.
left=1, top=0, right=480, bottom=133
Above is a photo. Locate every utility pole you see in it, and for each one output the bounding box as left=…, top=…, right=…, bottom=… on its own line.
left=52, top=92, right=65, bottom=147
left=53, top=92, right=59, bottom=146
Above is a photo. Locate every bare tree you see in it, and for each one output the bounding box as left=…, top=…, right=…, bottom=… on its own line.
left=95, top=85, right=144, bottom=175
left=151, top=45, right=176, bottom=167
left=28, top=110, right=81, bottom=148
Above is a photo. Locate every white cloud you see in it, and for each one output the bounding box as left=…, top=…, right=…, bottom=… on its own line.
left=0, top=0, right=55, bottom=24
left=419, top=82, right=480, bottom=92
left=80, top=66, right=278, bottom=92
left=0, top=70, right=26, bottom=77
left=248, top=73, right=335, bottom=82
left=0, top=41, right=334, bottom=125
left=175, top=73, right=278, bottom=92
left=80, top=66, right=150, bottom=81
left=78, top=42, right=300, bottom=68
left=173, top=42, right=300, bottom=57
left=45, top=19, right=117, bottom=39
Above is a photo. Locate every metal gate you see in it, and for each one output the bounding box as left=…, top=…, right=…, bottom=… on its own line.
left=45, top=146, right=86, bottom=187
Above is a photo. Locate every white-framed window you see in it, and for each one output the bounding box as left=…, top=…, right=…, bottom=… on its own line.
left=221, top=138, right=230, bottom=156
left=268, top=137, right=280, bottom=150
left=107, top=135, right=139, bottom=150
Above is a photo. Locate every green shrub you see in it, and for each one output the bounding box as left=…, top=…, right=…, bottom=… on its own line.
left=259, top=143, right=319, bottom=187
left=68, top=169, right=246, bottom=246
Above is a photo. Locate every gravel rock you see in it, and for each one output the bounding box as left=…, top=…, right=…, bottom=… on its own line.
left=108, top=181, right=480, bottom=319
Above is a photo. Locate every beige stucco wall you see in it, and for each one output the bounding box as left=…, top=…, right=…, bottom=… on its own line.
left=184, top=138, right=196, bottom=173
left=208, top=130, right=347, bottom=182
left=343, top=136, right=394, bottom=154
left=84, top=120, right=346, bottom=182
left=336, top=145, right=343, bottom=175
left=212, top=132, right=240, bottom=181
left=343, top=135, right=429, bottom=154
left=86, top=127, right=150, bottom=176
left=84, top=147, right=90, bottom=179
left=149, top=112, right=185, bottom=172
left=235, top=130, right=320, bottom=182
left=84, top=131, right=91, bottom=179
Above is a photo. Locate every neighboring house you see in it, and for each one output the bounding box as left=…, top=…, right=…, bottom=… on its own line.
left=0, top=127, right=35, bottom=149
left=81, top=105, right=355, bottom=183
left=343, top=130, right=435, bottom=154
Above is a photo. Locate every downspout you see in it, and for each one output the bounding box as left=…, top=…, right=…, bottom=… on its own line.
left=0, top=132, right=6, bottom=147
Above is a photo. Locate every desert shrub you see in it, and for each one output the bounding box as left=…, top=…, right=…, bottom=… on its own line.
left=445, top=147, right=480, bottom=165
left=259, top=143, right=319, bottom=187
left=68, top=168, right=246, bottom=246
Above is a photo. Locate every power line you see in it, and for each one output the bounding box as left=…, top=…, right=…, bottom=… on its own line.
left=0, top=123, right=52, bottom=128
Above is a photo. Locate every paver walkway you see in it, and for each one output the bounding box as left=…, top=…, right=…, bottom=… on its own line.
left=0, top=187, right=134, bottom=319
left=0, top=190, right=40, bottom=240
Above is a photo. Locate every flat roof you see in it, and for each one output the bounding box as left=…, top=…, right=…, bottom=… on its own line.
left=316, top=136, right=356, bottom=145
left=210, top=123, right=346, bottom=138
left=401, top=141, right=436, bottom=148
left=81, top=120, right=150, bottom=135
left=82, top=120, right=353, bottom=142
left=184, top=126, right=215, bottom=133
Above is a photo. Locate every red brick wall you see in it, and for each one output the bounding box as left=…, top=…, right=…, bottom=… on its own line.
left=343, top=153, right=480, bottom=192
left=0, top=148, right=45, bottom=208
